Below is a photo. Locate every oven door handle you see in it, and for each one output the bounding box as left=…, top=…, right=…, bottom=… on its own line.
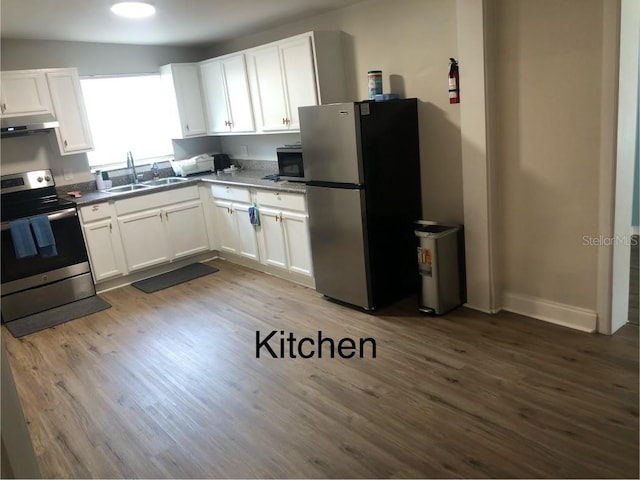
left=0, top=208, right=78, bottom=231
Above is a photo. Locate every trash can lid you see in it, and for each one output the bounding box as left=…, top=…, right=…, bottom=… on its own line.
left=414, top=223, right=460, bottom=238
left=415, top=224, right=453, bottom=234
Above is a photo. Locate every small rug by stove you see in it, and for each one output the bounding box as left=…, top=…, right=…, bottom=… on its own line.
left=5, top=296, right=111, bottom=338
left=131, top=263, right=219, bottom=293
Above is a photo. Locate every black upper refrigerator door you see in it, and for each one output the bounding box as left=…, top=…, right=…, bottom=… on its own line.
left=299, top=103, right=363, bottom=185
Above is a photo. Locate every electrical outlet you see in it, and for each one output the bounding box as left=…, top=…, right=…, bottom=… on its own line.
left=63, top=169, right=73, bottom=181
left=239, top=145, right=248, bottom=156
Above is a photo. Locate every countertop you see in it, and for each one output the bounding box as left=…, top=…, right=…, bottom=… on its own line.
left=69, top=169, right=306, bottom=207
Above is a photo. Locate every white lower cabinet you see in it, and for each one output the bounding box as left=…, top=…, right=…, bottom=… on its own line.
left=254, top=190, right=313, bottom=277
left=213, top=198, right=259, bottom=261
left=118, top=209, right=171, bottom=272
left=164, top=201, right=210, bottom=260
left=257, top=207, right=312, bottom=276
left=80, top=186, right=211, bottom=283
left=281, top=211, right=313, bottom=276
left=118, top=199, right=210, bottom=273
left=80, top=202, right=127, bottom=283
left=82, top=218, right=127, bottom=282
left=260, top=208, right=288, bottom=269
left=80, top=183, right=312, bottom=287
left=83, top=220, right=120, bottom=280
left=234, top=202, right=260, bottom=260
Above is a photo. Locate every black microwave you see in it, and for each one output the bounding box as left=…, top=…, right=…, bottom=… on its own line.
left=276, top=147, right=305, bottom=182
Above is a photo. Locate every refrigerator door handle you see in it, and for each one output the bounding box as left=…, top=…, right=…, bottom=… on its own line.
left=306, top=181, right=363, bottom=189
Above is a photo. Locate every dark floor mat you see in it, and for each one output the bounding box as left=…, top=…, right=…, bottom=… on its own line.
left=5, top=296, right=111, bottom=338
left=131, top=263, right=219, bottom=293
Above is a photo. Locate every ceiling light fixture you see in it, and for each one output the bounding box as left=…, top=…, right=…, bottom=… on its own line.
left=111, top=2, right=156, bottom=18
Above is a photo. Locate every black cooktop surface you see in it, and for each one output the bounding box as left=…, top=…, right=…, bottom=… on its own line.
left=1, top=196, right=76, bottom=222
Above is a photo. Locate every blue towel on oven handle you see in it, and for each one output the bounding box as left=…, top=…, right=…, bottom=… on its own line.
left=9, top=219, right=38, bottom=259
left=30, top=215, right=58, bottom=258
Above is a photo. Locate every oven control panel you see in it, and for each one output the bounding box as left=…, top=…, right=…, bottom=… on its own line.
left=0, top=169, right=55, bottom=193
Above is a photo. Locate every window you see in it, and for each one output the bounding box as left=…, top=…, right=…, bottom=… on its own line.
left=80, top=75, right=173, bottom=169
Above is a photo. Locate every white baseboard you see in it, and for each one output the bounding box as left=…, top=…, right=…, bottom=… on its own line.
left=462, top=303, right=499, bottom=314
left=501, top=291, right=597, bottom=333
left=215, top=251, right=316, bottom=289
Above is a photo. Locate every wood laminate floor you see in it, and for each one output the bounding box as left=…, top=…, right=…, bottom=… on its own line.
left=3, top=259, right=639, bottom=479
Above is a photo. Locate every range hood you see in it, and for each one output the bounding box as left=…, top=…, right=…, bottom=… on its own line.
left=1, top=113, right=59, bottom=137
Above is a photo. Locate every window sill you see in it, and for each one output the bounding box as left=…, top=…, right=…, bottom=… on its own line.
left=91, top=156, right=174, bottom=175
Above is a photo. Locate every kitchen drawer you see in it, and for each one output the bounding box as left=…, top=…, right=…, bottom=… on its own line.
left=256, top=190, right=306, bottom=212
left=115, top=185, right=199, bottom=216
left=210, top=184, right=251, bottom=203
left=80, top=202, right=113, bottom=223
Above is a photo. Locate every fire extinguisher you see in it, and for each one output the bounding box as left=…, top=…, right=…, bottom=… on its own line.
left=448, top=57, right=460, bottom=104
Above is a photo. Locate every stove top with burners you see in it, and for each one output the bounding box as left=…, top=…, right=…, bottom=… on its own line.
left=1, top=196, right=76, bottom=222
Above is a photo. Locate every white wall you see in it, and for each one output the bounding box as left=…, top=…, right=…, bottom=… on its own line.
left=0, top=39, right=206, bottom=76
left=220, top=133, right=301, bottom=162
left=489, top=0, right=618, bottom=331
left=205, top=0, right=464, bottom=223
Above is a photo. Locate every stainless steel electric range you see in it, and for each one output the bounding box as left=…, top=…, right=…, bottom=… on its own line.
left=1, top=169, right=95, bottom=323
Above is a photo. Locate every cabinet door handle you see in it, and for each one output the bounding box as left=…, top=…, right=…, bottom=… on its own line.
left=109, top=223, right=112, bottom=232
left=285, top=118, right=290, bottom=125
left=64, top=139, right=68, bottom=147
left=165, top=211, right=169, bottom=221
left=279, top=214, right=284, bottom=222
left=160, top=212, right=164, bottom=222
left=1, top=103, right=6, bottom=112
left=282, top=118, right=286, bottom=125
left=186, top=124, right=190, bottom=131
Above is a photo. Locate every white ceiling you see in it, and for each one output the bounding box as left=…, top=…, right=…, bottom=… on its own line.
left=0, top=0, right=363, bottom=47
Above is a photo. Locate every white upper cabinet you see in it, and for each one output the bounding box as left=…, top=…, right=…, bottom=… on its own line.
left=0, top=70, right=53, bottom=117
left=246, top=46, right=289, bottom=132
left=200, top=54, right=254, bottom=134
left=279, top=35, right=318, bottom=131
left=246, top=35, right=317, bottom=132
left=46, top=68, right=94, bottom=155
left=192, top=31, right=347, bottom=135
left=160, top=63, right=207, bottom=138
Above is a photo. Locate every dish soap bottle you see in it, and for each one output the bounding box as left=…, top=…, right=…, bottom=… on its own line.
left=151, top=162, right=160, bottom=179
left=95, top=170, right=106, bottom=190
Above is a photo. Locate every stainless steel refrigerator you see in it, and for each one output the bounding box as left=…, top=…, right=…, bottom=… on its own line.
left=299, top=99, right=422, bottom=310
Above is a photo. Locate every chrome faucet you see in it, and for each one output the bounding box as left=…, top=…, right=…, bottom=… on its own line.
left=127, top=151, right=139, bottom=184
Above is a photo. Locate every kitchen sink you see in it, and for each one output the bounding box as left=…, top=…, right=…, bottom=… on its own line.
left=105, top=183, right=153, bottom=193
left=142, top=177, right=189, bottom=186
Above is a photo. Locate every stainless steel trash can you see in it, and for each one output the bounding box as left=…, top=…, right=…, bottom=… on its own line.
left=415, top=221, right=465, bottom=314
